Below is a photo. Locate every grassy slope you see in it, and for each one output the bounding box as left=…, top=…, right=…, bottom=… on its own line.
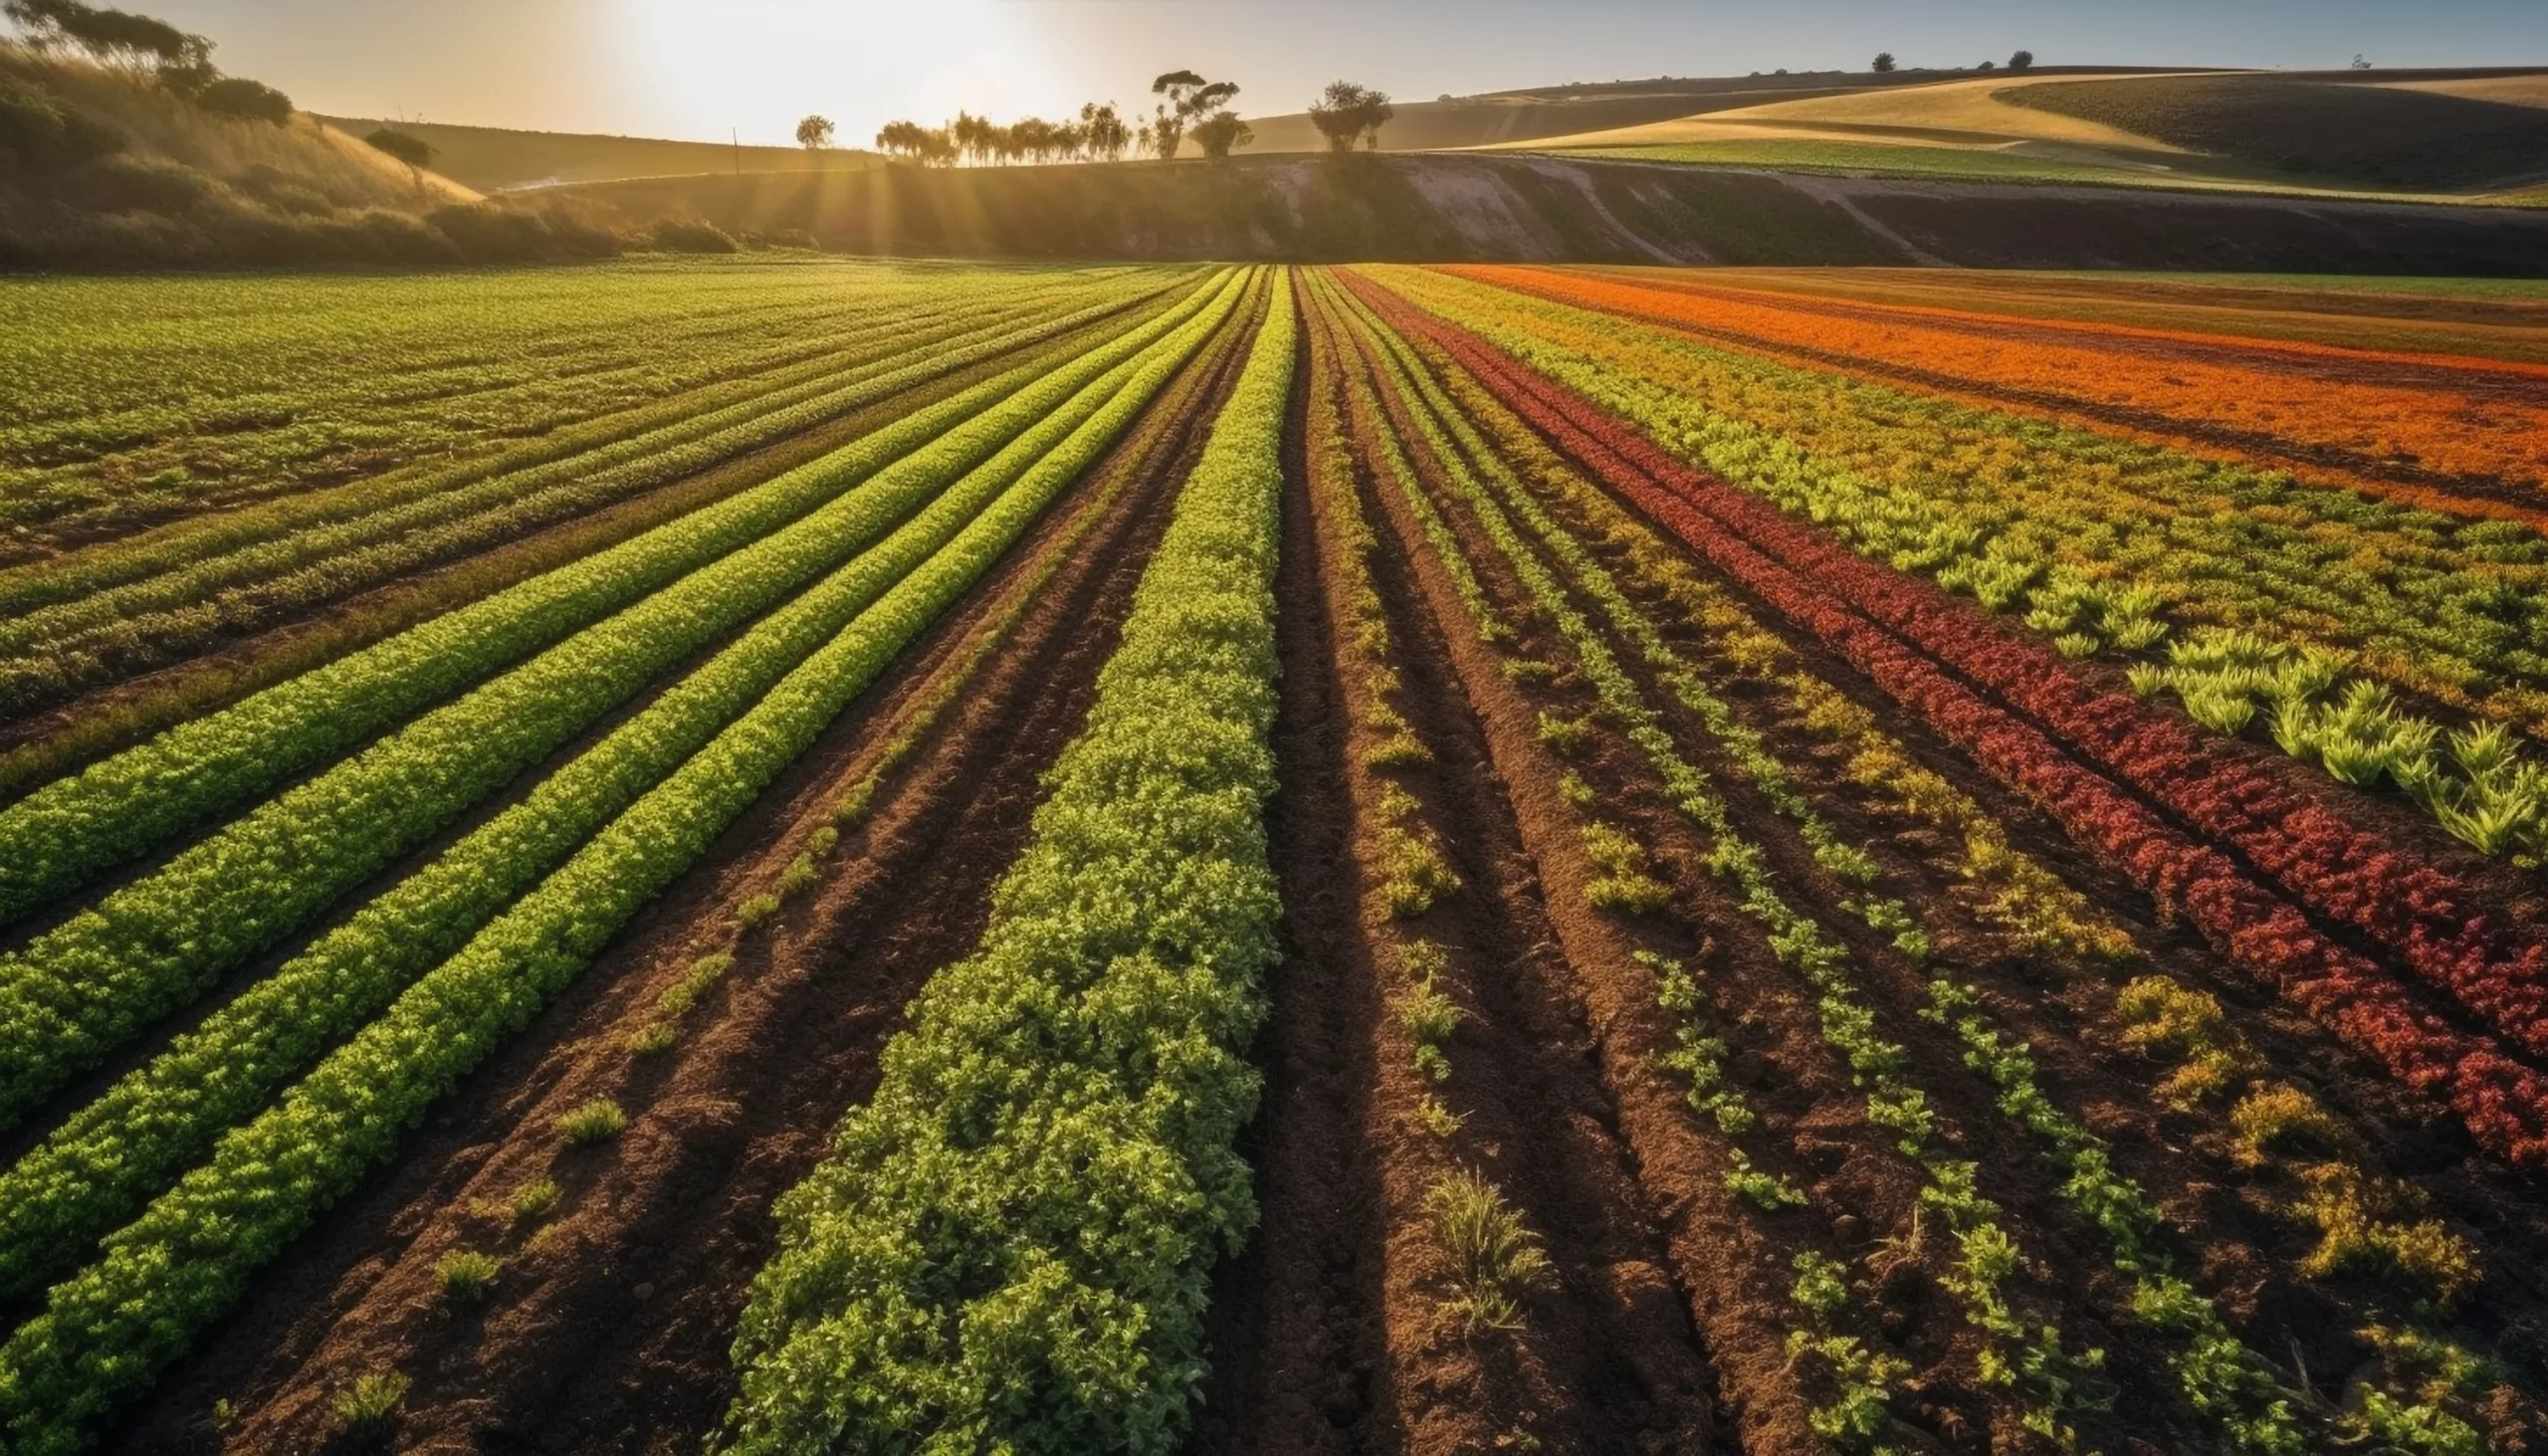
left=1233, top=72, right=1893, bottom=153
left=1533, top=68, right=2548, bottom=201
left=533, top=152, right=2548, bottom=277
left=2005, top=74, right=2548, bottom=190
left=3, top=50, right=475, bottom=207
left=544, top=154, right=1894, bottom=265
left=314, top=116, right=879, bottom=193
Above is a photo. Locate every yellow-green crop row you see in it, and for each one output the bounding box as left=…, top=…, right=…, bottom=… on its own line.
left=0, top=267, right=1251, bottom=1456
left=718, top=270, right=1294, bottom=1456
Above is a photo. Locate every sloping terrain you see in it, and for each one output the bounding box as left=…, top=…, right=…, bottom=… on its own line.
left=1535, top=67, right=2548, bottom=197
left=314, top=115, right=878, bottom=193
left=1232, top=70, right=1942, bottom=154
left=0, top=47, right=647, bottom=269
left=2007, top=72, right=2548, bottom=189
left=550, top=152, right=2548, bottom=275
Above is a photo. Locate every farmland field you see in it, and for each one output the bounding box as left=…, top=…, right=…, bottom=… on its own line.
left=0, top=257, right=2544, bottom=1455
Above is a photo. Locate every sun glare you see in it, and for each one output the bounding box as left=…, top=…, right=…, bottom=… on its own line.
left=614, top=0, right=1080, bottom=145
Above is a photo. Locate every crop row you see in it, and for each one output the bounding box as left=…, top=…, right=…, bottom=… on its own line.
left=1481, top=266, right=2548, bottom=507
left=717, top=273, right=1294, bottom=1456
left=1370, top=269, right=2548, bottom=752
left=1359, top=297, right=2345, bottom=1449
left=0, top=269, right=1262, bottom=1456
left=0, top=280, right=1182, bottom=716
left=0, top=273, right=1227, bottom=927
left=1377, top=285, right=2548, bottom=1081
left=0, top=263, right=1125, bottom=543
left=0, top=269, right=1174, bottom=621
left=0, top=273, right=1245, bottom=1131
left=1426, top=268, right=2548, bottom=871
left=0, top=276, right=1251, bottom=1307
left=1329, top=276, right=2120, bottom=1442
left=1351, top=277, right=2548, bottom=1167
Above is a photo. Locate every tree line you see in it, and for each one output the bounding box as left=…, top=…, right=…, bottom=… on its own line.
left=4, top=0, right=295, bottom=123
left=1870, top=49, right=2033, bottom=74
left=845, top=71, right=1394, bottom=166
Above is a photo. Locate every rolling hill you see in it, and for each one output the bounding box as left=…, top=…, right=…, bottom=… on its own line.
left=1525, top=66, right=2548, bottom=197
left=1225, top=66, right=2175, bottom=153
left=312, top=116, right=879, bottom=193
left=0, top=46, right=642, bottom=269
left=543, top=151, right=2548, bottom=275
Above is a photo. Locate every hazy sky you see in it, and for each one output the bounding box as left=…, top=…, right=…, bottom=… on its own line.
left=75, top=0, right=2548, bottom=145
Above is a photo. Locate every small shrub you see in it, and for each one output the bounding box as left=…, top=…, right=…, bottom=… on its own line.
left=625, top=1020, right=677, bottom=1056
left=1536, top=711, right=1593, bottom=756
left=0, top=72, right=124, bottom=169
left=649, top=216, right=739, bottom=254
left=1395, top=973, right=1462, bottom=1048
left=1378, top=827, right=1459, bottom=918
left=2230, top=1084, right=2353, bottom=1166
left=194, top=77, right=294, bottom=125
left=427, top=203, right=552, bottom=264
left=2298, top=1166, right=2478, bottom=1305
left=1725, top=1149, right=1805, bottom=1209
left=76, top=155, right=213, bottom=215
left=1425, top=1168, right=1552, bottom=1333
left=330, top=1372, right=408, bottom=1444
left=1414, top=1094, right=1465, bottom=1139
left=1792, top=1250, right=1851, bottom=1322
left=509, top=1177, right=561, bottom=1224
left=1581, top=822, right=1670, bottom=914
left=735, top=892, right=781, bottom=927
left=555, top=1097, right=626, bottom=1145
left=777, top=853, right=819, bottom=899
left=435, top=1249, right=502, bottom=1303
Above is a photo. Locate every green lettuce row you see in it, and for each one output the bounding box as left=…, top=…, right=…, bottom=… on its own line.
left=0, top=279, right=1005, bottom=625
left=0, top=280, right=1147, bottom=661
left=0, top=274, right=1243, bottom=1127
left=0, top=276, right=1248, bottom=1303
left=0, top=267, right=1259, bottom=1456
left=0, top=274, right=1226, bottom=928
left=718, top=271, right=1295, bottom=1456
left=0, top=267, right=1145, bottom=618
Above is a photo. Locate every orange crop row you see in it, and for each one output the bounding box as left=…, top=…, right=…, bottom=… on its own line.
left=1443, top=265, right=2548, bottom=511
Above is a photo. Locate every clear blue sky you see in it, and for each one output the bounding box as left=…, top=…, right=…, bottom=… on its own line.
left=69, top=0, right=2548, bottom=145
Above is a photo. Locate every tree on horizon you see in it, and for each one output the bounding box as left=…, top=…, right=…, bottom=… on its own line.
left=1308, top=80, right=1392, bottom=153
left=1148, top=69, right=1239, bottom=160
left=1190, top=109, right=1253, bottom=162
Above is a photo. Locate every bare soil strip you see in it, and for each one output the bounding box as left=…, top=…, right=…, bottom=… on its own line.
left=1193, top=281, right=1718, bottom=1456
left=108, top=300, right=1260, bottom=1456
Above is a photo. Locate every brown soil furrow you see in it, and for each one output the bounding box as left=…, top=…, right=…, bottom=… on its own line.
left=1315, top=280, right=1832, bottom=1455
left=1197, top=281, right=1718, bottom=1456
left=1337, top=309, right=2064, bottom=1449
left=1185, top=301, right=1397, bottom=1456
left=109, top=294, right=1261, bottom=1456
